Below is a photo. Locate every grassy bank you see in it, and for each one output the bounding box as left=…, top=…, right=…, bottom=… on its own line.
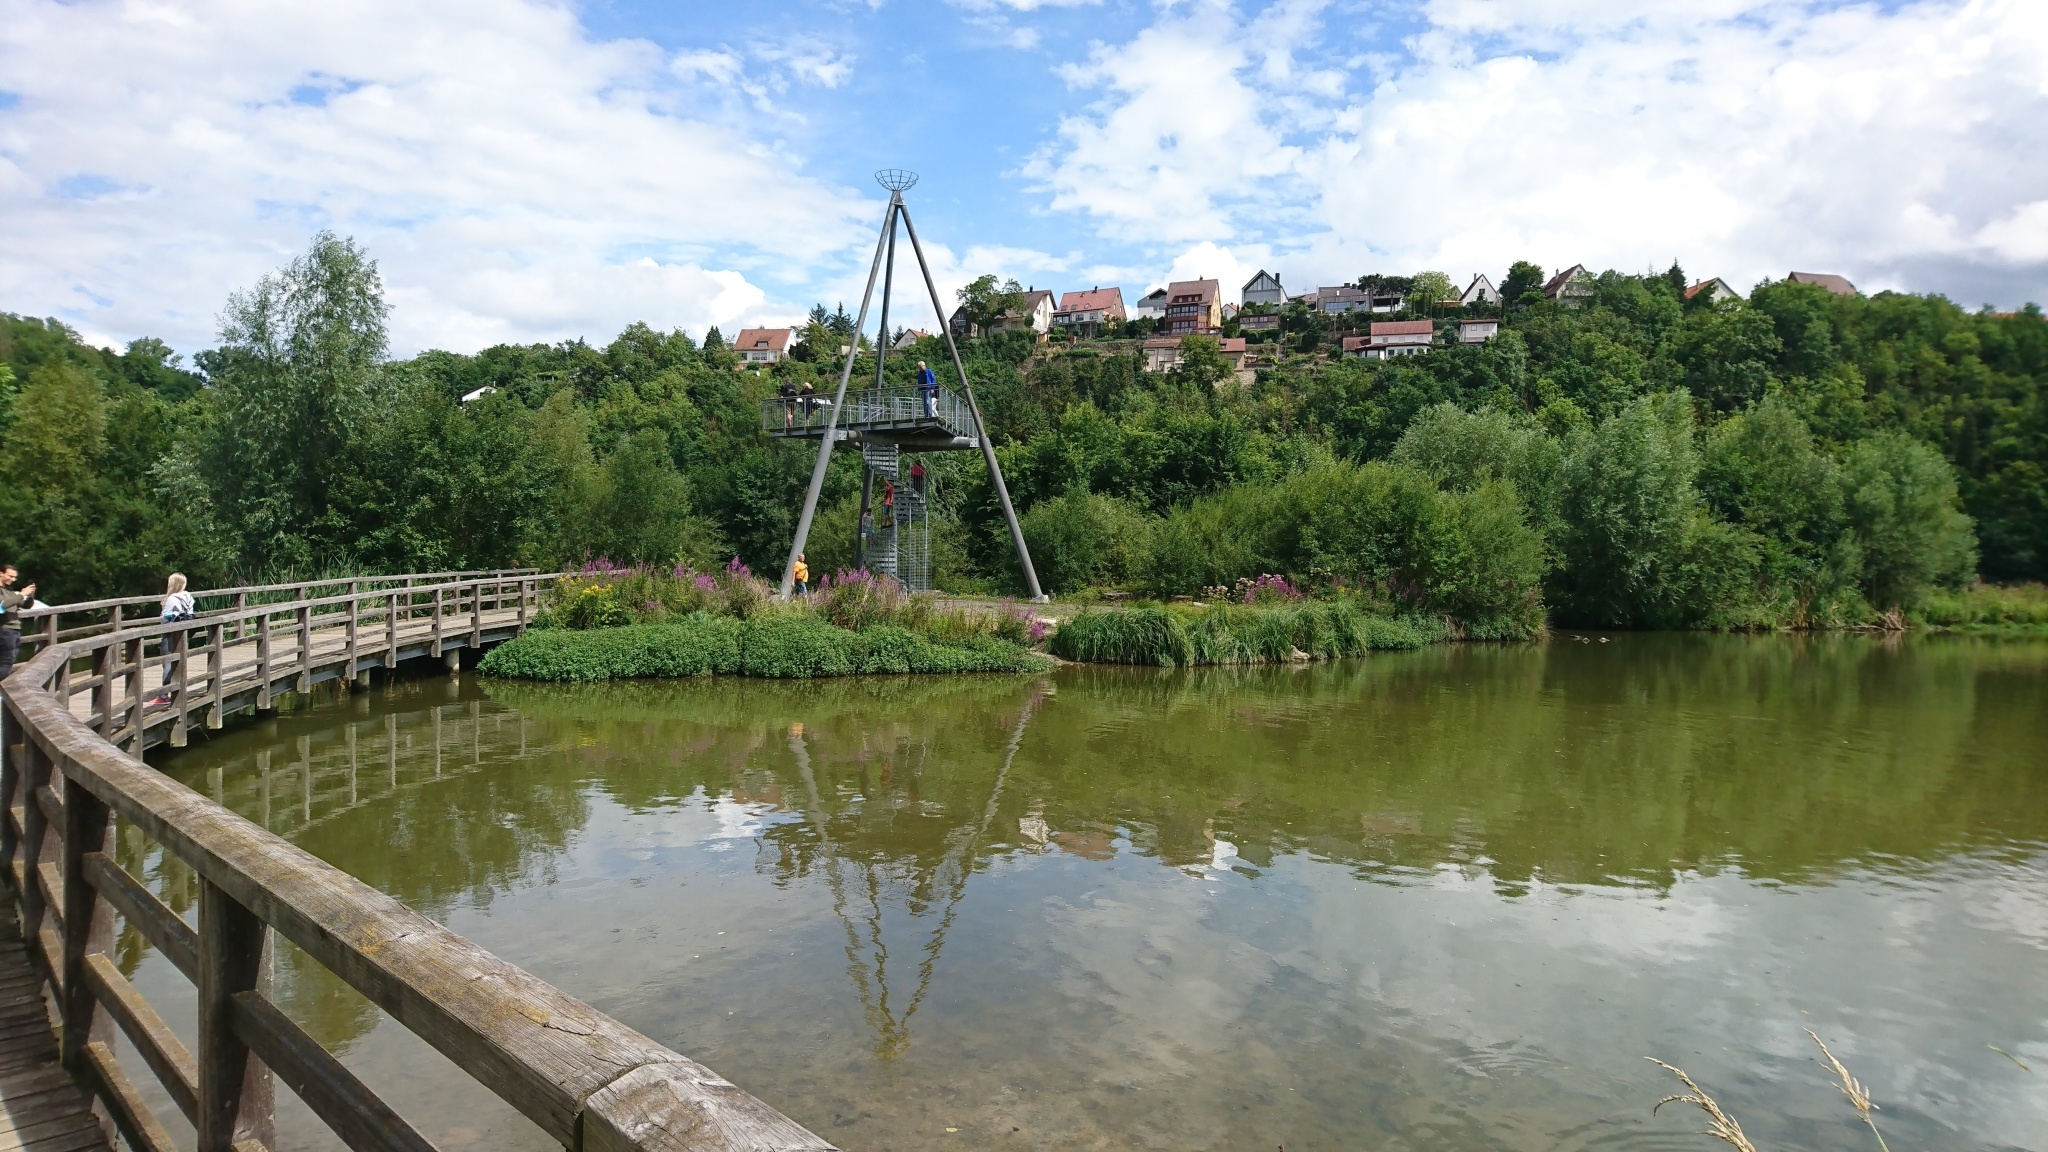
left=1914, top=581, right=2048, bottom=634
left=480, top=612, right=1051, bottom=681
left=1048, top=599, right=1449, bottom=667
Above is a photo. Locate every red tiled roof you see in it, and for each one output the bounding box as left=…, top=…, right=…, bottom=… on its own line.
left=1370, top=320, right=1435, bottom=336
left=1342, top=336, right=1371, bottom=351
left=1057, top=287, right=1123, bottom=312
left=1219, top=338, right=1247, bottom=353
left=733, top=327, right=793, bottom=351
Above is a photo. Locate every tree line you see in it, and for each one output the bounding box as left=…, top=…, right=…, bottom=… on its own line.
left=0, top=233, right=2041, bottom=629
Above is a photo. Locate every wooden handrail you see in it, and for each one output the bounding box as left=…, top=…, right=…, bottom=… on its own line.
left=1, top=572, right=833, bottom=1152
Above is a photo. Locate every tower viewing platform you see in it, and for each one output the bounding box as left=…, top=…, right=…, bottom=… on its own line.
left=763, top=383, right=979, bottom=447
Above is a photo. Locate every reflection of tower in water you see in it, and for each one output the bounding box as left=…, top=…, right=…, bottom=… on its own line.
left=785, top=690, right=1042, bottom=1060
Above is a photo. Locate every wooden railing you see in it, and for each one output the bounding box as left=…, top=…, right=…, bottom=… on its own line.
left=2, top=573, right=835, bottom=1152
left=17, top=570, right=543, bottom=660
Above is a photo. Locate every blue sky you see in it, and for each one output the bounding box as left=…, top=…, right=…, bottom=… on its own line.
left=3, top=0, right=2047, bottom=355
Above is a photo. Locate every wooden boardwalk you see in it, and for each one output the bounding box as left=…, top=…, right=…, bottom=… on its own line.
left=0, top=908, right=109, bottom=1152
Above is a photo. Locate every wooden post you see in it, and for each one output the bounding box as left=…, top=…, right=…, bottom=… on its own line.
left=44, top=611, right=58, bottom=659
left=517, top=578, right=529, bottom=632
left=234, top=591, right=248, bottom=643
left=60, top=773, right=115, bottom=1071
left=470, top=578, right=482, bottom=649
left=18, top=737, right=51, bottom=962
left=385, top=592, right=399, bottom=671
left=296, top=595, right=312, bottom=695
left=347, top=582, right=361, bottom=688
left=126, top=636, right=145, bottom=755
left=256, top=609, right=272, bottom=711
left=171, top=628, right=191, bottom=748
left=93, top=644, right=116, bottom=739
left=196, top=880, right=276, bottom=1152
left=109, top=604, right=122, bottom=634
left=432, top=586, right=444, bottom=657
left=0, top=706, right=18, bottom=893
left=207, top=621, right=226, bottom=729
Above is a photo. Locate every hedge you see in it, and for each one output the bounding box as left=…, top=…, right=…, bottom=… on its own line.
left=1048, top=601, right=1445, bottom=668
left=478, top=613, right=1050, bottom=682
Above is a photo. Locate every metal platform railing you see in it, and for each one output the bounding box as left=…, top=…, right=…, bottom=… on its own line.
left=762, top=384, right=975, bottom=441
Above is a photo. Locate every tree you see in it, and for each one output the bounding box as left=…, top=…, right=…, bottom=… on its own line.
left=1841, top=432, right=1977, bottom=609
left=1501, top=261, right=1547, bottom=308
left=702, top=326, right=725, bottom=351
left=1409, top=271, right=1456, bottom=313
left=194, top=230, right=389, bottom=571
left=956, top=275, right=1023, bottom=337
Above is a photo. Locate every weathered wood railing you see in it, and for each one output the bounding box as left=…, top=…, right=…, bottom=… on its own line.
left=38, top=573, right=561, bottom=755
left=17, top=570, right=543, bottom=661
left=1, top=576, right=836, bottom=1152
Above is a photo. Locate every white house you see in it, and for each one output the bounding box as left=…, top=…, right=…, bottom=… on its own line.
left=1457, top=318, right=1501, bottom=344
left=733, top=328, right=795, bottom=364
left=1460, top=274, right=1501, bottom=307
left=1342, top=320, right=1436, bottom=359
left=1542, top=265, right=1596, bottom=307
left=1052, top=287, right=1126, bottom=336
left=1685, top=278, right=1739, bottom=304
left=459, top=385, right=498, bottom=404
left=1143, top=336, right=1250, bottom=377
left=1132, top=287, right=1170, bottom=320
left=1242, top=270, right=1286, bottom=307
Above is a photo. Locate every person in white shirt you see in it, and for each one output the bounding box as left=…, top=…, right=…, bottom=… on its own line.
left=152, top=573, right=196, bottom=703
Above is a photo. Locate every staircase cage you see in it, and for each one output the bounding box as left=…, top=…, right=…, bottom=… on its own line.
left=859, top=444, right=934, bottom=592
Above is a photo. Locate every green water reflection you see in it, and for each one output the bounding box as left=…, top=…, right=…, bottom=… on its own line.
left=138, top=634, right=2048, bottom=1152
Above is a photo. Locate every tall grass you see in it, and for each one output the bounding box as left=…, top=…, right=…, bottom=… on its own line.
left=1049, top=600, right=1445, bottom=667
left=1914, top=581, right=2048, bottom=629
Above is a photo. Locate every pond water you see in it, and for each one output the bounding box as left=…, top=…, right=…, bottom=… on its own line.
left=131, top=634, right=2048, bottom=1152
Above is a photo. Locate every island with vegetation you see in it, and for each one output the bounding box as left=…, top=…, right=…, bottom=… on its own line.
left=3, top=236, right=2045, bottom=671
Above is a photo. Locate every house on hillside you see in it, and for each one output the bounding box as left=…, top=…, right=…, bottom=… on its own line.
left=1143, top=336, right=1250, bottom=377
left=1457, top=318, right=1500, bottom=344
left=1788, top=271, right=1858, bottom=296
left=1315, top=286, right=1371, bottom=314
left=1052, top=287, right=1125, bottom=337
left=1342, top=320, right=1436, bottom=359
left=734, top=328, right=795, bottom=364
left=1238, top=308, right=1281, bottom=333
left=1132, top=287, right=1170, bottom=320
left=892, top=329, right=931, bottom=350
left=1460, top=274, right=1501, bottom=306
left=1161, top=279, right=1222, bottom=335
left=1685, top=278, right=1739, bottom=304
left=992, top=289, right=1056, bottom=337
left=1543, top=265, right=1596, bottom=307
left=1242, top=270, right=1287, bottom=307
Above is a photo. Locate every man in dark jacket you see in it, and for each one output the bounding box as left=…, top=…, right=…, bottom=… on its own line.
left=0, top=564, right=38, bottom=681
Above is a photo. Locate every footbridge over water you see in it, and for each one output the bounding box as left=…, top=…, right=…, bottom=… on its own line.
left=1, top=571, right=834, bottom=1152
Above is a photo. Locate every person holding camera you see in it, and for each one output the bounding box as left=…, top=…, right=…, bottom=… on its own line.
left=0, top=564, right=37, bottom=681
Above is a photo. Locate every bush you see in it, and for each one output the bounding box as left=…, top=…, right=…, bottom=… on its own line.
left=478, top=616, right=742, bottom=681
left=480, top=611, right=1051, bottom=681
left=1140, top=460, right=1548, bottom=638
left=1048, top=606, right=1190, bottom=666
left=1841, top=432, right=1978, bottom=610
left=1020, top=490, right=1154, bottom=593
left=1049, top=601, right=1446, bottom=667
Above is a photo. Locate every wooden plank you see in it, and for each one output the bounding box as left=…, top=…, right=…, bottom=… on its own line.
left=82, top=855, right=197, bottom=981
left=57, top=777, right=113, bottom=1073
left=583, top=1062, right=837, bottom=1152
left=229, top=991, right=434, bottom=1152
left=82, top=1039, right=174, bottom=1152
left=82, top=953, right=195, bottom=1123
left=195, top=881, right=273, bottom=1152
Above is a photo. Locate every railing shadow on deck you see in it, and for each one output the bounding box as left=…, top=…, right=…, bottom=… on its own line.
left=1, top=572, right=836, bottom=1152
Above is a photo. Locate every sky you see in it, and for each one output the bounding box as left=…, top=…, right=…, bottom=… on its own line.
left=3, top=0, right=2048, bottom=358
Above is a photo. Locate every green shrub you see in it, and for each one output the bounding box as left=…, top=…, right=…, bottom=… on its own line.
left=1841, top=431, right=1978, bottom=610
left=738, top=614, right=862, bottom=678
left=1048, top=607, right=1191, bottom=666
left=1913, top=582, right=2048, bottom=628
left=1020, top=490, right=1154, bottom=593
left=480, top=612, right=1049, bottom=681
left=478, top=616, right=741, bottom=681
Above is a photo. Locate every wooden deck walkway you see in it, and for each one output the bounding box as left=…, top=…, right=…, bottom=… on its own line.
left=0, top=908, right=109, bottom=1152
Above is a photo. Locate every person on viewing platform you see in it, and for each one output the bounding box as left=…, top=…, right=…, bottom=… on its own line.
left=793, top=554, right=810, bottom=596
left=910, top=459, right=926, bottom=497
left=778, top=380, right=798, bottom=430
left=0, top=564, right=36, bottom=681
left=916, top=361, right=938, bottom=418
left=151, top=572, right=196, bottom=704
left=798, top=382, right=819, bottom=422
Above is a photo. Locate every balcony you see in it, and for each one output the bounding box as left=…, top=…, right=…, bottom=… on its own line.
left=762, top=383, right=978, bottom=444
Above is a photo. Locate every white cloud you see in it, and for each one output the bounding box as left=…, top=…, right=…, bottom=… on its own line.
left=0, top=0, right=875, bottom=353
left=1028, top=0, right=2048, bottom=304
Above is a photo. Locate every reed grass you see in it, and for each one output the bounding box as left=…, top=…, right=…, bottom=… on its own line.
left=1647, top=1031, right=1901, bottom=1152
left=1049, top=600, right=1445, bottom=667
